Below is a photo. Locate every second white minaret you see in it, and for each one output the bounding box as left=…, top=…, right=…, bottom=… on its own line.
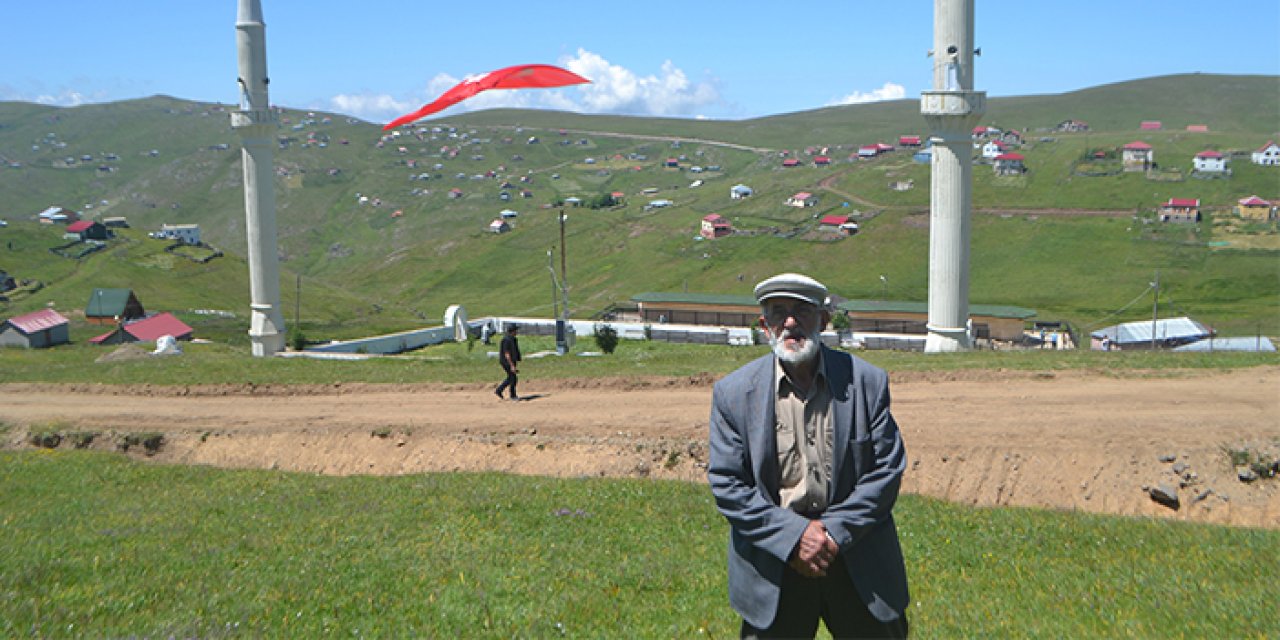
left=921, top=0, right=985, bottom=353
left=232, top=0, right=286, bottom=356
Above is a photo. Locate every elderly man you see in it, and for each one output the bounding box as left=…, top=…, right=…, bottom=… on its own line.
left=708, top=273, right=909, bottom=638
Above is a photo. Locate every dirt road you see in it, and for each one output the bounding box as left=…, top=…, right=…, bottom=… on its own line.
left=3, top=367, right=1278, bottom=528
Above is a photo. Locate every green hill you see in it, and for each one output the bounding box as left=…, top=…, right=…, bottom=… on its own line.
left=1, top=74, right=1277, bottom=341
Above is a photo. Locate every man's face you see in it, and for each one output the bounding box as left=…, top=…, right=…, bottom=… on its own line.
left=760, top=298, right=828, bottom=364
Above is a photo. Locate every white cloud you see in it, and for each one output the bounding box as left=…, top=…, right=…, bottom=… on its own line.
left=829, top=82, right=907, bottom=106
left=328, top=93, right=415, bottom=123
left=564, top=50, right=721, bottom=117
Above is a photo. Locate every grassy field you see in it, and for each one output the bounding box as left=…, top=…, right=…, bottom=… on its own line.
left=1, top=451, right=1276, bottom=637
left=0, top=337, right=1276, bottom=386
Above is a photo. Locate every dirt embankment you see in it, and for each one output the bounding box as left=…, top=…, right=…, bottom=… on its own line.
left=3, top=367, right=1278, bottom=528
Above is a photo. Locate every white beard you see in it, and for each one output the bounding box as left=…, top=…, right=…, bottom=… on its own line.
left=770, top=327, right=821, bottom=365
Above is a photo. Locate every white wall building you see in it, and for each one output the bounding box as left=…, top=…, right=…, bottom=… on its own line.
left=160, top=223, right=201, bottom=245
left=1252, top=141, right=1279, bottom=166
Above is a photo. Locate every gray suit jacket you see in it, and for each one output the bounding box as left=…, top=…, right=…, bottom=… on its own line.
left=707, top=347, right=909, bottom=628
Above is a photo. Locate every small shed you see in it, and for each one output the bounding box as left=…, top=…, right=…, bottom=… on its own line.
left=85, top=288, right=146, bottom=324
left=898, top=135, right=922, bottom=147
left=730, top=184, right=754, bottom=199
left=0, top=308, right=70, bottom=348
left=1139, top=121, right=1163, bottom=130
left=1091, top=316, right=1211, bottom=350
left=787, top=192, right=818, bottom=208
left=65, top=220, right=109, bottom=241
left=89, top=312, right=194, bottom=345
left=488, top=219, right=510, bottom=234
left=700, top=214, right=733, bottom=239
left=1235, top=196, right=1275, bottom=221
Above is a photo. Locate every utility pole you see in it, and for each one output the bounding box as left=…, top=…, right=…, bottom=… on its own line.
left=1151, top=269, right=1160, bottom=350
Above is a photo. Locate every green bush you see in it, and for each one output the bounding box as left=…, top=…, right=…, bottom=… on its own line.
left=594, top=323, right=619, bottom=354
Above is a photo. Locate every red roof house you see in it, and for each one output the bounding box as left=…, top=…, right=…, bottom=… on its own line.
left=89, top=312, right=194, bottom=345
left=994, top=152, right=1026, bottom=175
left=0, top=309, right=70, bottom=348
left=814, top=156, right=832, bottom=165
left=898, top=135, right=922, bottom=147
left=781, top=158, right=802, bottom=167
left=1122, top=141, right=1154, bottom=171
left=1140, top=121, right=1163, bottom=130
left=700, top=214, right=733, bottom=239
left=1160, top=198, right=1201, bottom=223
left=818, top=214, right=858, bottom=235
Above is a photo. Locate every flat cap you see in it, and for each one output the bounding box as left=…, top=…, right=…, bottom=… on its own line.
left=753, top=273, right=829, bottom=308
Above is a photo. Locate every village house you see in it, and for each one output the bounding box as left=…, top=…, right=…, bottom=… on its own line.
left=730, top=184, right=754, bottom=200
left=102, top=216, right=129, bottom=228
left=64, top=220, right=108, bottom=241
left=781, top=158, right=802, bottom=168
left=37, top=206, right=77, bottom=224
left=898, top=135, right=922, bottom=147
left=1185, top=124, right=1209, bottom=133
left=1122, top=141, right=1154, bottom=171
left=1140, top=121, right=1163, bottom=131
left=1160, top=198, right=1201, bottom=223
left=1235, top=195, right=1275, bottom=221
left=818, top=214, right=859, bottom=235
left=1251, top=141, right=1280, bottom=166
left=0, top=309, right=70, bottom=349
left=814, top=156, right=832, bottom=166
left=999, top=129, right=1023, bottom=145
left=488, top=219, right=510, bottom=234
left=972, top=125, right=1000, bottom=140
left=980, top=140, right=1008, bottom=159
left=1056, top=119, right=1089, bottom=132
left=85, top=288, right=146, bottom=324
left=786, top=192, right=818, bottom=208
left=89, top=311, right=194, bottom=345
left=993, top=152, right=1026, bottom=176
left=1192, top=150, right=1229, bottom=174
left=159, top=223, right=201, bottom=245
left=700, top=214, right=733, bottom=239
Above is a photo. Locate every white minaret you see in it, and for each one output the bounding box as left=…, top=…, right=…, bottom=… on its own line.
left=921, top=0, right=986, bottom=353
left=232, top=0, right=285, bottom=356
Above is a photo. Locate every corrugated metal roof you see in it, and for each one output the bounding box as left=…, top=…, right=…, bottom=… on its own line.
left=122, top=312, right=192, bottom=341
left=1091, top=317, right=1211, bottom=344
left=1174, top=337, right=1276, bottom=352
left=86, top=288, right=135, bottom=317
left=838, top=300, right=1037, bottom=320
left=6, top=309, right=69, bottom=334
left=632, top=292, right=758, bottom=307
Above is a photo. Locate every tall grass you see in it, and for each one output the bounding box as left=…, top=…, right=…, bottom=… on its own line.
left=1, top=451, right=1276, bottom=637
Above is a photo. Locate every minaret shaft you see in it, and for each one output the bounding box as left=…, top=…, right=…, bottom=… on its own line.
left=233, top=0, right=285, bottom=356
left=921, top=0, right=985, bottom=353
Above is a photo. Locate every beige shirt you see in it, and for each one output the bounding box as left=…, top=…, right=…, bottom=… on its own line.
left=774, top=354, right=833, bottom=515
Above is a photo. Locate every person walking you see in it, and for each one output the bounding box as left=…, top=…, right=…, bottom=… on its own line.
left=495, top=324, right=522, bottom=401
left=708, top=273, right=910, bottom=638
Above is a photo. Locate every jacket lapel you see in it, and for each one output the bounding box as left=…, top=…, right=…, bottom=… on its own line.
left=824, top=348, right=854, bottom=501
left=747, top=356, right=780, bottom=503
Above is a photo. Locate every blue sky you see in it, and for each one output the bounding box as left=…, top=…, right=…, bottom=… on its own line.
left=5, top=1, right=1278, bottom=124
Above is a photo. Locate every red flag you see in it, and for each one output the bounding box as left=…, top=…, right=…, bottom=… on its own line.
left=384, top=64, right=590, bottom=130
